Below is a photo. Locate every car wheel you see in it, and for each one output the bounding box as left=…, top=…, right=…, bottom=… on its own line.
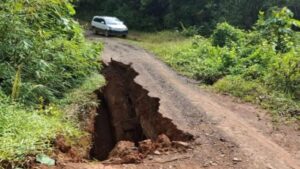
left=122, top=34, right=127, bottom=38
left=104, top=30, right=109, bottom=37
left=93, top=27, right=98, bottom=35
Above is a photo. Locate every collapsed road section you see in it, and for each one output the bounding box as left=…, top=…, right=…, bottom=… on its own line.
left=90, top=60, right=194, bottom=161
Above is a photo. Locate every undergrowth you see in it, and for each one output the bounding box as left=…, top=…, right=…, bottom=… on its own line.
left=0, top=1, right=104, bottom=168
left=61, top=73, right=105, bottom=107
left=0, top=96, right=81, bottom=167
left=131, top=7, right=300, bottom=121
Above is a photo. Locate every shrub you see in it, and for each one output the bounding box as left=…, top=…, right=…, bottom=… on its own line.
left=0, top=0, right=102, bottom=104
left=255, top=7, right=300, bottom=53
left=230, top=42, right=276, bottom=80
left=193, top=45, right=236, bottom=84
left=265, top=50, right=300, bottom=97
left=211, top=22, right=245, bottom=48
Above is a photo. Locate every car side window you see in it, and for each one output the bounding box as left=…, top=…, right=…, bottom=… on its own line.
left=93, top=18, right=105, bottom=24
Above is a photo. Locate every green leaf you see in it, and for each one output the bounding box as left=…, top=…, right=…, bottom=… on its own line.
left=292, top=19, right=300, bottom=28
left=36, top=154, right=55, bottom=166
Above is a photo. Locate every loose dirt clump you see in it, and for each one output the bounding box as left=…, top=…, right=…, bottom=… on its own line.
left=104, top=134, right=191, bottom=164
left=107, top=141, right=143, bottom=164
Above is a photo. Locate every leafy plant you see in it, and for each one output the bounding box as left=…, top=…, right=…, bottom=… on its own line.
left=211, top=22, right=245, bottom=48
left=0, top=1, right=103, bottom=167
left=0, top=0, right=102, bottom=104
left=265, top=50, right=300, bottom=96
left=255, top=7, right=300, bottom=53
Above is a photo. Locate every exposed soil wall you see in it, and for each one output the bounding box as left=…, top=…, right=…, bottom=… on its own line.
left=90, top=60, right=193, bottom=160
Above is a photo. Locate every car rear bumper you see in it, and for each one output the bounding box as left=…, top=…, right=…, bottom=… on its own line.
left=108, top=30, right=128, bottom=36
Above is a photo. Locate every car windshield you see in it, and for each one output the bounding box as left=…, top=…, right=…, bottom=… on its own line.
left=105, top=17, right=122, bottom=25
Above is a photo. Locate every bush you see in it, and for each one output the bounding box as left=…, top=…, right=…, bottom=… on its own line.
left=211, top=22, right=245, bottom=48
left=193, top=45, right=236, bottom=84
left=255, top=7, right=300, bottom=53
left=265, top=50, right=300, bottom=97
left=230, top=42, right=276, bottom=80
left=0, top=0, right=102, bottom=104
left=0, top=1, right=102, bottom=167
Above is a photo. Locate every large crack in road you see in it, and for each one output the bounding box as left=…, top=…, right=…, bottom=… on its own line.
left=90, top=60, right=193, bottom=160
left=62, top=34, right=300, bottom=169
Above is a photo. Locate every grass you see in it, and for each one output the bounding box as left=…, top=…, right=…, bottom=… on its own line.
left=128, top=31, right=195, bottom=77
left=128, top=31, right=300, bottom=122
left=0, top=98, right=81, bottom=166
left=0, top=72, right=105, bottom=168
left=60, top=73, right=105, bottom=107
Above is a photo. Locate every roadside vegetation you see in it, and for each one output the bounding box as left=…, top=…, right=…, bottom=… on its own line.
left=0, top=0, right=103, bottom=167
left=1, top=0, right=300, bottom=167
left=130, top=7, right=300, bottom=121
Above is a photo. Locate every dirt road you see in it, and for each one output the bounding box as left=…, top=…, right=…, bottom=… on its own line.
left=66, top=35, right=300, bottom=169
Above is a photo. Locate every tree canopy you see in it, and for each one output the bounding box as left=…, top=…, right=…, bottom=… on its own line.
left=75, top=0, right=300, bottom=34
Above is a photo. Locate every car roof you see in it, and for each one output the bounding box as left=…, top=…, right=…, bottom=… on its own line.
left=93, top=16, right=118, bottom=20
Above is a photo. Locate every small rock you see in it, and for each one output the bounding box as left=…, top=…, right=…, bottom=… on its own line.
left=203, top=162, right=210, bottom=167
left=210, top=161, right=218, bottom=166
left=172, top=141, right=190, bottom=148
left=219, top=137, right=227, bottom=142
left=233, top=157, right=242, bottom=162
left=153, top=150, right=161, bottom=155
left=266, top=164, right=274, bottom=169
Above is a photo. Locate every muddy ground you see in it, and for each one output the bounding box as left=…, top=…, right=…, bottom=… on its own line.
left=45, top=34, right=300, bottom=169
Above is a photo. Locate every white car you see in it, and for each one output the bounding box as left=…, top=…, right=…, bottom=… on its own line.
left=91, top=16, right=128, bottom=37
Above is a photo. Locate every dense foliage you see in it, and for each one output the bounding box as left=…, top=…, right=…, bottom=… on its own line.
left=0, top=0, right=101, bottom=104
left=0, top=0, right=102, bottom=166
left=135, top=7, right=300, bottom=119
left=76, top=0, right=300, bottom=34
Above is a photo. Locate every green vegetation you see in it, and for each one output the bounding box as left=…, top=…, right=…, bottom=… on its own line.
left=0, top=95, right=81, bottom=165
left=0, top=0, right=103, bottom=167
left=76, top=0, right=300, bottom=34
left=61, top=73, right=105, bottom=107
left=0, top=0, right=299, bottom=167
left=0, top=0, right=102, bottom=104
left=132, top=7, right=300, bottom=120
